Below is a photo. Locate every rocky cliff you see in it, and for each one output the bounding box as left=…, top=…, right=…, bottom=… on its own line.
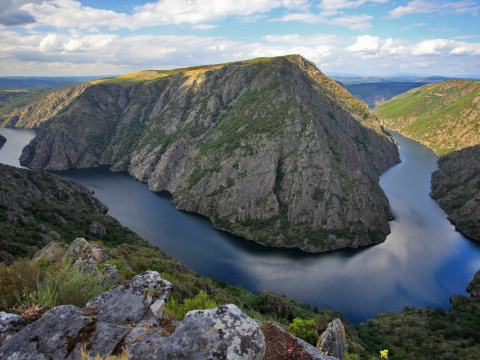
left=0, top=134, right=5, bottom=149
left=17, top=55, right=399, bottom=252
left=431, top=145, right=480, bottom=241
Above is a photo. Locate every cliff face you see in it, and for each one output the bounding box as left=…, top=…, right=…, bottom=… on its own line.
left=0, top=134, right=5, bottom=149
left=431, top=145, right=480, bottom=241
left=18, top=55, right=399, bottom=252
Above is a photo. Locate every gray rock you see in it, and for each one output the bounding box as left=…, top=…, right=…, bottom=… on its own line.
left=145, top=304, right=265, bottom=360
left=0, top=305, right=127, bottom=360
left=66, top=238, right=89, bottom=258
left=91, top=243, right=109, bottom=263
left=73, top=257, right=99, bottom=276
left=89, top=221, right=106, bottom=235
left=86, top=270, right=173, bottom=324
left=39, top=234, right=53, bottom=245
left=122, top=320, right=168, bottom=360
left=317, top=318, right=347, bottom=360
left=0, top=312, right=27, bottom=347
left=33, top=242, right=66, bottom=263
left=101, top=264, right=119, bottom=285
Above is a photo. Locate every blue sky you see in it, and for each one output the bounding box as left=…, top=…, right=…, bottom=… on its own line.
left=1, top=0, right=480, bottom=77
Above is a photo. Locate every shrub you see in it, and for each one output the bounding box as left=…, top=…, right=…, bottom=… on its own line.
left=165, top=290, right=217, bottom=321
left=288, top=317, right=318, bottom=346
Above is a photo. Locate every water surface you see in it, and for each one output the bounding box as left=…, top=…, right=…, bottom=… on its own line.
left=1, top=127, right=479, bottom=323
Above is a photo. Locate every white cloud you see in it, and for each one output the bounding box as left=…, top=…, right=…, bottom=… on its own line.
left=319, top=0, right=389, bottom=10
left=401, top=22, right=427, bottom=31
left=410, top=39, right=480, bottom=55
left=20, top=0, right=310, bottom=30
left=263, top=33, right=342, bottom=45
left=389, top=0, right=480, bottom=18
left=191, top=24, right=218, bottom=30
left=271, top=11, right=373, bottom=29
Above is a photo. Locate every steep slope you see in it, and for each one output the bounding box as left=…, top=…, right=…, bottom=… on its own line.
left=0, top=134, right=5, bottom=149
left=430, top=145, right=480, bottom=241
left=374, top=79, right=480, bottom=156
left=0, top=163, right=142, bottom=263
left=374, top=79, right=480, bottom=242
left=17, top=55, right=399, bottom=252
left=0, top=84, right=88, bottom=128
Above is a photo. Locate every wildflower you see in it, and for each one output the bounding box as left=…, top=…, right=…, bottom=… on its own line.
left=380, top=349, right=389, bottom=359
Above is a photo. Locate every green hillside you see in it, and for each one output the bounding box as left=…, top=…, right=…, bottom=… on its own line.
left=374, top=79, right=480, bottom=156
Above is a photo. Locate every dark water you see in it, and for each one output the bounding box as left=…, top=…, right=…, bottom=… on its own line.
left=2, top=127, right=480, bottom=323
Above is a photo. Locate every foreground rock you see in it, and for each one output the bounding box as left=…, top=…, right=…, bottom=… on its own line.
left=0, top=271, right=173, bottom=360
left=18, top=55, right=399, bottom=252
left=0, top=269, right=342, bottom=360
left=317, top=319, right=347, bottom=360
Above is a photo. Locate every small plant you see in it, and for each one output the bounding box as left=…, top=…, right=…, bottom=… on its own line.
left=11, top=291, right=47, bottom=321
left=165, top=290, right=217, bottom=321
left=380, top=349, right=389, bottom=359
left=81, top=343, right=128, bottom=360
left=288, top=317, right=318, bottom=346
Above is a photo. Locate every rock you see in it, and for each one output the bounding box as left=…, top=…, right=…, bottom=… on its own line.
left=101, top=264, right=119, bottom=285
left=89, top=221, right=106, bottom=235
left=0, top=305, right=127, bottom=360
left=33, top=242, right=66, bottom=263
left=39, top=233, right=53, bottom=245
left=48, top=231, right=62, bottom=239
left=0, top=312, right=27, bottom=347
left=66, top=238, right=89, bottom=258
left=73, top=257, right=99, bottom=276
left=122, top=320, right=169, bottom=360
left=145, top=304, right=265, bottom=360
left=91, top=244, right=109, bottom=263
left=54, top=213, right=68, bottom=226
left=317, top=318, right=347, bottom=360
left=86, top=271, right=173, bottom=324
left=261, top=322, right=337, bottom=360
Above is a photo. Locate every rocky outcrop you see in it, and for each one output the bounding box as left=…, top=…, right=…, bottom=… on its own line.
left=19, top=55, right=399, bottom=252
left=0, top=134, right=5, bottom=149
left=317, top=319, right=347, bottom=360
left=431, top=145, right=480, bottom=241
left=0, top=270, right=340, bottom=360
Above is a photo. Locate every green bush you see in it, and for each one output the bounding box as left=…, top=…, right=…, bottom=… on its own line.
left=165, top=290, right=217, bottom=320
left=288, top=317, right=318, bottom=346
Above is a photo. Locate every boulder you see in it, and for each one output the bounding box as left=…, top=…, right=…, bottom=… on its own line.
left=33, top=242, right=66, bottom=263
left=317, top=318, right=347, bottom=360
left=101, top=264, right=119, bottom=285
left=73, top=257, right=99, bottom=276
left=65, top=238, right=89, bottom=258
left=91, top=244, right=109, bottom=263
left=0, top=305, right=127, bottom=360
left=86, top=270, right=173, bottom=324
left=145, top=304, right=265, bottom=360
left=89, top=221, right=106, bottom=235
left=0, top=312, right=27, bottom=347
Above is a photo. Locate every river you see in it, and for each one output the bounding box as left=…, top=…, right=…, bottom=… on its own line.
left=1, top=127, right=479, bottom=323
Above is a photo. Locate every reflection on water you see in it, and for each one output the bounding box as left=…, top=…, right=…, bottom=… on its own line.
left=2, top=127, right=480, bottom=323
left=0, top=128, right=35, bottom=167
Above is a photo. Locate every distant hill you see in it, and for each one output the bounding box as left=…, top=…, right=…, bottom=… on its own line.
left=0, top=76, right=110, bottom=89
left=374, top=79, right=480, bottom=242
left=333, top=76, right=455, bottom=109
left=374, top=79, right=480, bottom=156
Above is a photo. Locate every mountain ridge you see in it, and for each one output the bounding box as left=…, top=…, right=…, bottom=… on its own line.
left=4, top=55, right=400, bottom=252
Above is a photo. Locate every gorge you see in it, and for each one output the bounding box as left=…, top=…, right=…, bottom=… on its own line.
left=1, top=127, right=479, bottom=324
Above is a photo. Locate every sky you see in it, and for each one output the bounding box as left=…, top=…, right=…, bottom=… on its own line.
left=1, top=0, right=480, bottom=77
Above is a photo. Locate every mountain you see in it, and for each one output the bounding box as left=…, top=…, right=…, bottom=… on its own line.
left=4, top=55, right=400, bottom=252
left=0, top=76, right=109, bottom=89
left=374, top=79, right=480, bottom=156
left=374, top=79, right=480, bottom=241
